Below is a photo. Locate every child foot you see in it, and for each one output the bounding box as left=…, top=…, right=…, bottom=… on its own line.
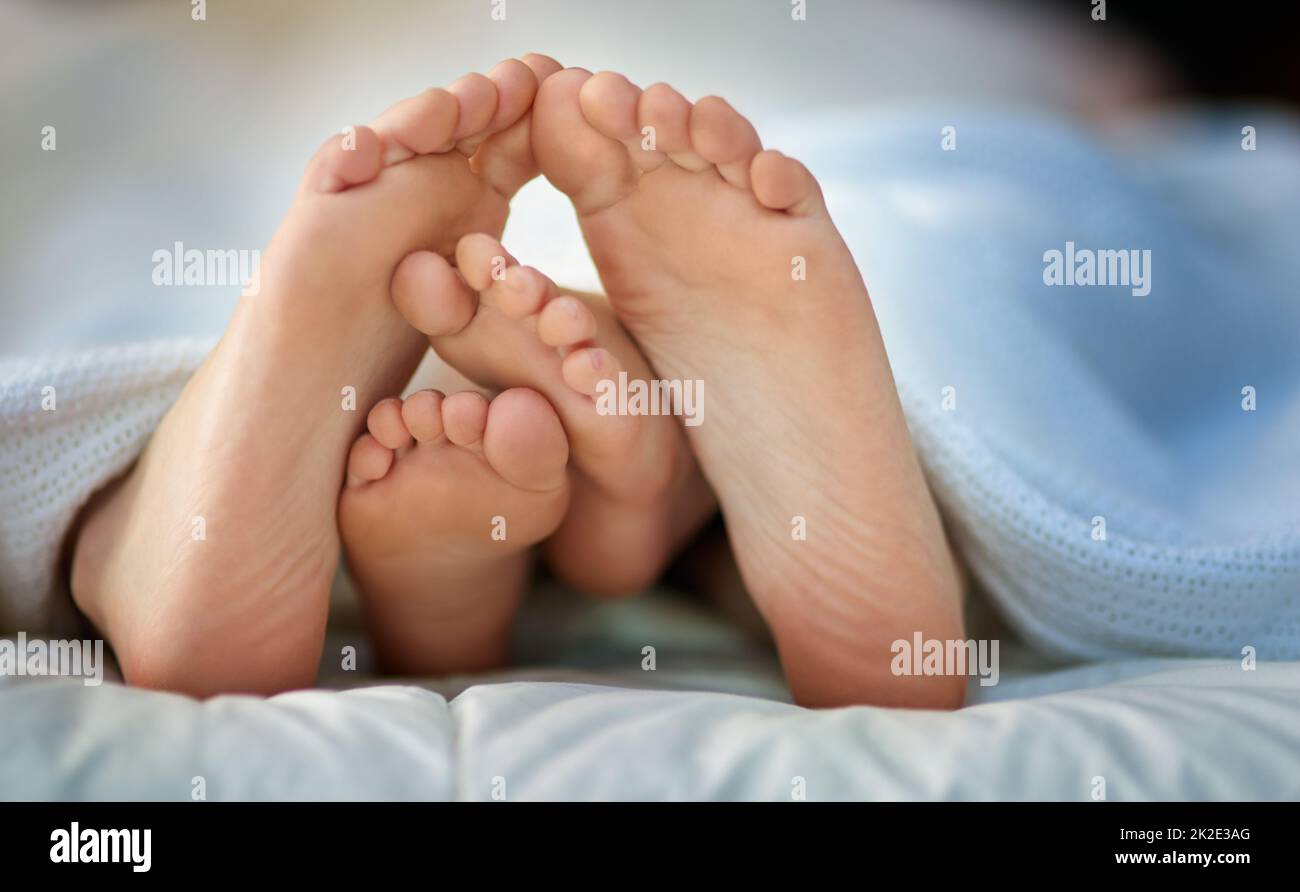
left=68, top=58, right=558, bottom=697
left=531, top=69, right=966, bottom=708
left=391, top=233, right=715, bottom=597
left=338, top=388, right=569, bottom=675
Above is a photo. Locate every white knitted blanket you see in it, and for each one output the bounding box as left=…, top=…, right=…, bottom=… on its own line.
left=791, top=107, right=1300, bottom=660
left=2, top=109, right=1298, bottom=660
left=0, top=339, right=215, bottom=632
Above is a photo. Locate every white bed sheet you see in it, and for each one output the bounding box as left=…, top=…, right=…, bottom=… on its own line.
left=3, top=588, right=1297, bottom=801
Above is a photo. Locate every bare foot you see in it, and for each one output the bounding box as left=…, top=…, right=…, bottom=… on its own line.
left=338, top=388, right=569, bottom=675
left=68, top=58, right=553, bottom=697
left=392, top=232, right=715, bottom=598
left=530, top=69, right=966, bottom=708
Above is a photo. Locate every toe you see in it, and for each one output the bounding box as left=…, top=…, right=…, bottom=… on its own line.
left=482, top=388, right=570, bottom=492
left=371, top=88, right=459, bottom=163
left=456, top=234, right=556, bottom=320
left=580, top=72, right=641, bottom=141
left=487, top=265, right=553, bottom=320
left=304, top=125, right=382, bottom=193
left=345, top=433, right=393, bottom=487
left=690, top=96, right=762, bottom=189
left=638, top=84, right=710, bottom=172
left=442, top=391, right=490, bottom=447
left=581, top=71, right=664, bottom=173
left=392, top=250, right=479, bottom=337
left=751, top=149, right=825, bottom=216
left=470, top=112, right=539, bottom=199
left=367, top=398, right=413, bottom=450
left=455, top=232, right=517, bottom=291
left=533, top=68, right=637, bottom=214
left=458, top=59, right=538, bottom=156
left=448, top=72, right=499, bottom=147
left=457, top=59, right=545, bottom=198
left=537, top=295, right=597, bottom=348
left=401, top=390, right=445, bottom=442
left=561, top=346, right=621, bottom=398
left=520, top=53, right=564, bottom=83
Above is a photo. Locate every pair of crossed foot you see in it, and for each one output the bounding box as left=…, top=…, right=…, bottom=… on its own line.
left=69, top=56, right=965, bottom=709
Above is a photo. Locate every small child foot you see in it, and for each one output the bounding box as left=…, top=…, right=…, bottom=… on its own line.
left=391, top=233, right=716, bottom=598
left=338, top=388, right=569, bottom=675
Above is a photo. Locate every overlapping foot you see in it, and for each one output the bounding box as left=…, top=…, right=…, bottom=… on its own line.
left=391, top=231, right=715, bottom=598
left=69, top=57, right=563, bottom=696
left=338, top=388, right=569, bottom=675
left=529, top=68, right=966, bottom=708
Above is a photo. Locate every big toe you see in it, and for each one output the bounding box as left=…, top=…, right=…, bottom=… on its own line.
left=303, top=125, right=383, bottom=194
left=482, top=388, right=569, bottom=492
left=392, top=250, right=479, bottom=337
left=464, top=58, right=547, bottom=199
left=532, top=68, right=637, bottom=215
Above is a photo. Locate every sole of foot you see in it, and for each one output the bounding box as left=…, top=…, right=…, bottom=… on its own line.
left=68, top=56, right=564, bottom=697
left=530, top=68, right=966, bottom=709
left=338, top=387, right=569, bottom=675
left=391, top=231, right=716, bottom=598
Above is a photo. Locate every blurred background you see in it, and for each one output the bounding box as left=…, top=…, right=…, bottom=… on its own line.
left=2, top=0, right=1294, bottom=356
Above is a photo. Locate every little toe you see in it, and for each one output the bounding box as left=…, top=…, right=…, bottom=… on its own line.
left=345, top=433, right=394, bottom=487
left=392, top=251, right=479, bottom=337
left=482, top=388, right=570, bottom=492
left=401, top=389, right=446, bottom=442
left=304, top=125, right=382, bottom=193
left=638, top=84, right=710, bottom=172
left=690, top=96, right=762, bottom=189
left=441, top=391, right=490, bottom=447
left=537, top=295, right=598, bottom=348
left=751, top=150, right=825, bottom=216
left=367, top=398, right=413, bottom=450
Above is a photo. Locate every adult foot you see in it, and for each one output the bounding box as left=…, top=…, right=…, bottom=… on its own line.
left=69, top=59, right=554, bottom=696
left=530, top=69, right=966, bottom=708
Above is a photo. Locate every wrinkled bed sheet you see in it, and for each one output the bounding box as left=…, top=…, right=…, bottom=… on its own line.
left=3, top=587, right=1296, bottom=801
